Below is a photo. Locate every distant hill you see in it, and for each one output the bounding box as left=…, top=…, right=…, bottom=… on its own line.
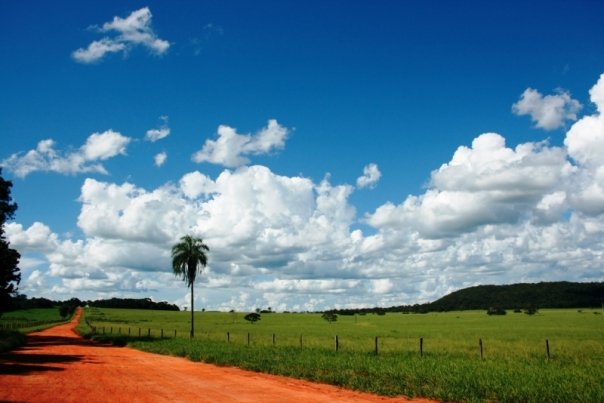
left=331, top=281, right=604, bottom=315
left=425, top=281, right=604, bottom=311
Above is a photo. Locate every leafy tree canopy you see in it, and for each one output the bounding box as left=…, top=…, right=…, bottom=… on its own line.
left=321, top=312, right=338, bottom=323
left=244, top=312, right=261, bottom=323
left=0, top=168, right=20, bottom=315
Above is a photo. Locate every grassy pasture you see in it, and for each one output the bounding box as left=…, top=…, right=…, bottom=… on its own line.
left=0, top=308, right=69, bottom=332
left=82, top=307, right=604, bottom=401
left=1, top=308, right=66, bottom=322
left=0, top=308, right=69, bottom=352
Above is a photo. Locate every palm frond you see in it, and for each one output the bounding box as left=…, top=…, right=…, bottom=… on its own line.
left=171, top=235, right=210, bottom=288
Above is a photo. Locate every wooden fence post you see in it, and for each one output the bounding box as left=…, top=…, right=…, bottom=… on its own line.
left=247, top=332, right=250, bottom=346
left=272, top=333, right=276, bottom=346
left=419, top=337, right=423, bottom=357
left=174, top=329, right=177, bottom=338
left=479, top=338, right=484, bottom=360
left=227, top=332, right=230, bottom=343
left=546, top=339, right=550, bottom=360
left=110, top=327, right=113, bottom=334
left=161, top=329, right=164, bottom=338
left=335, top=335, right=339, bottom=352
left=148, top=328, right=151, bottom=337
left=138, top=327, right=141, bottom=337
left=128, top=328, right=131, bottom=336
left=300, top=335, right=303, bottom=348
left=375, top=336, right=379, bottom=355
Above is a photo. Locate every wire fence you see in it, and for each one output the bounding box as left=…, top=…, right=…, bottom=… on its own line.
left=87, top=322, right=555, bottom=360
left=0, top=319, right=67, bottom=330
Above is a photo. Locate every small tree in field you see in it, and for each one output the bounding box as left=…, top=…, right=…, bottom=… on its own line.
left=244, top=312, right=261, bottom=324
left=322, top=312, right=338, bottom=323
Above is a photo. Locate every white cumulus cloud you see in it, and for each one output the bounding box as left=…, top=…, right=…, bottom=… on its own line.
left=179, top=171, right=215, bottom=199
left=512, top=87, right=582, bottom=130
left=8, top=74, right=604, bottom=310
left=367, top=133, right=572, bottom=238
left=192, top=120, right=289, bottom=167
left=154, top=152, right=167, bottom=167
left=146, top=116, right=170, bottom=142
left=72, top=38, right=126, bottom=63
left=356, top=163, right=381, bottom=188
left=72, top=7, right=170, bottom=64
left=1, top=130, right=131, bottom=178
left=83, top=130, right=130, bottom=160
left=146, top=128, right=170, bottom=142
left=564, top=73, right=604, bottom=215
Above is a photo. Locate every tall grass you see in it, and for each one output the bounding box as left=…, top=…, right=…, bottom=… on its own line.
left=84, top=308, right=604, bottom=401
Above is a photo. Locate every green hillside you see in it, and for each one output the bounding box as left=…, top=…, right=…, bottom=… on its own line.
left=333, top=281, right=604, bottom=315
left=427, top=281, right=604, bottom=311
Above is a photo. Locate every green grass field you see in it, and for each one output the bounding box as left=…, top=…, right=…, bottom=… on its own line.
left=81, top=307, right=604, bottom=402
left=0, top=308, right=69, bottom=352
left=1, top=307, right=69, bottom=331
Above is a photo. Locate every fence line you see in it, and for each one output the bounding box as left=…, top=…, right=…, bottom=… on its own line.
left=0, top=319, right=68, bottom=330
left=85, top=321, right=554, bottom=359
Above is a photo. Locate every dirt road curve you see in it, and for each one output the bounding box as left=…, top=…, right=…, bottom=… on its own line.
left=0, top=310, right=434, bottom=403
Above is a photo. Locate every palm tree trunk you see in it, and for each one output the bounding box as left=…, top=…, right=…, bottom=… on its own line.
left=190, top=282, right=194, bottom=339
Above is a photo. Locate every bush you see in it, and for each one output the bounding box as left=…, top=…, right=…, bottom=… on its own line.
left=487, top=306, right=507, bottom=315
left=244, top=312, right=261, bottom=324
left=321, top=312, right=338, bottom=323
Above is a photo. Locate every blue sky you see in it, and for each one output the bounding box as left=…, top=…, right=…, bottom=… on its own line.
left=2, top=1, right=604, bottom=311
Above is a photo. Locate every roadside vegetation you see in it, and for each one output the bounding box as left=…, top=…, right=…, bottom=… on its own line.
left=0, top=307, right=74, bottom=330
left=81, top=307, right=604, bottom=402
left=0, top=307, right=75, bottom=352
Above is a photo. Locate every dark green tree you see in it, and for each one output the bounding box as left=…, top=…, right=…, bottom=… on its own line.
left=171, top=235, right=209, bottom=338
left=321, top=312, right=338, bottom=323
left=59, top=304, right=71, bottom=319
left=244, top=312, right=261, bottom=324
left=0, top=168, right=20, bottom=316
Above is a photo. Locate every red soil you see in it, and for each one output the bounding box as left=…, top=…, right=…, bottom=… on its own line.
left=0, top=309, right=435, bottom=402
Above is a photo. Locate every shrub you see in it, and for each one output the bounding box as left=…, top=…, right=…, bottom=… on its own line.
left=487, top=306, right=506, bottom=315
left=244, top=312, right=261, bottom=324
left=321, top=312, right=338, bottom=323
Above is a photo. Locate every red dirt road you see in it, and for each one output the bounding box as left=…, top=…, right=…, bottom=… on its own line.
left=0, top=310, right=435, bottom=402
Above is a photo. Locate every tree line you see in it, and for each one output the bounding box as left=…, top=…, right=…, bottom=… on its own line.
left=7, top=295, right=179, bottom=312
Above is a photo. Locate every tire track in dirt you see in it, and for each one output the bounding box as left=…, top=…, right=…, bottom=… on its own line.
left=0, top=309, right=435, bottom=402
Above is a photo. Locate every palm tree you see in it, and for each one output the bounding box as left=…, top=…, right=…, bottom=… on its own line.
left=171, top=235, right=209, bottom=338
